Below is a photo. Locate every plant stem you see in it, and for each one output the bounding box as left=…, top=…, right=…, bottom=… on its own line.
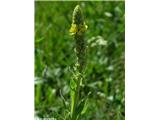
left=69, top=5, right=87, bottom=120
left=71, top=78, right=80, bottom=120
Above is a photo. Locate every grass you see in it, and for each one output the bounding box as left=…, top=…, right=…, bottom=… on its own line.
left=35, top=1, right=125, bottom=120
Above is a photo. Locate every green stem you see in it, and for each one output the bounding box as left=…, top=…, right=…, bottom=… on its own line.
left=71, top=78, right=80, bottom=120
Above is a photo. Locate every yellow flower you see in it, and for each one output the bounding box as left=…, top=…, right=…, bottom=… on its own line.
left=69, top=24, right=78, bottom=35
left=69, top=23, right=88, bottom=36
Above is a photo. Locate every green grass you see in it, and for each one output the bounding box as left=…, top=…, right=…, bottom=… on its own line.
left=35, top=1, right=125, bottom=120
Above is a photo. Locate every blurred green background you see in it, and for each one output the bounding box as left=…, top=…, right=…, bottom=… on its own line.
left=35, top=1, right=125, bottom=120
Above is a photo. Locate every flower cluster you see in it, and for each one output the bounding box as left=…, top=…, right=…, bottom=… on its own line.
left=69, top=5, right=87, bottom=73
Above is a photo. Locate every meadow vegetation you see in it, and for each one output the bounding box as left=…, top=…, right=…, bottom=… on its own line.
left=35, top=1, right=125, bottom=120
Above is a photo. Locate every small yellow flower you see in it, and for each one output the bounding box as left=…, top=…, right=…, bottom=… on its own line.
left=69, top=24, right=78, bottom=35
left=69, top=23, right=88, bottom=36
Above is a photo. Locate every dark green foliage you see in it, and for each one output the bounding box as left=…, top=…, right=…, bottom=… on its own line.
left=35, top=1, right=125, bottom=120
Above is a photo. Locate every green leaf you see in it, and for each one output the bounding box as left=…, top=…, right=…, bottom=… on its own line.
left=81, top=98, right=88, bottom=115
left=70, top=78, right=77, bottom=91
left=76, top=99, right=86, bottom=116
left=60, top=90, right=67, bottom=109
left=76, top=91, right=91, bottom=116
left=35, top=37, right=44, bottom=44
left=80, top=92, right=91, bottom=115
left=71, top=90, right=75, bottom=115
